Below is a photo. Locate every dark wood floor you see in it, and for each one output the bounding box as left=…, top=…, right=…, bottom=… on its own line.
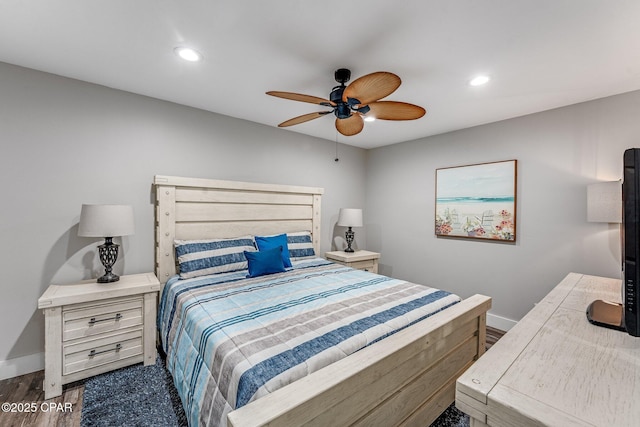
left=0, top=373, right=83, bottom=427
left=485, top=325, right=503, bottom=350
left=0, top=327, right=505, bottom=427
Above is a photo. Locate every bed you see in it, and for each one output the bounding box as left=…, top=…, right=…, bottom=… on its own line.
left=153, top=175, right=491, bottom=427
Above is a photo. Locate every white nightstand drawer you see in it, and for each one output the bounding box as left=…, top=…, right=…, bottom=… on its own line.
left=63, top=328, right=143, bottom=375
left=349, top=260, right=375, bottom=271
left=62, top=296, right=143, bottom=341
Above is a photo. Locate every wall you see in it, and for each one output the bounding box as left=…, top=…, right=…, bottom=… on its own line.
left=365, top=89, right=640, bottom=330
left=0, top=62, right=367, bottom=377
left=3, top=58, right=639, bottom=377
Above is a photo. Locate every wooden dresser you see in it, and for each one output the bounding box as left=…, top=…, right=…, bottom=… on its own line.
left=456, top=272, right=640, bottom=427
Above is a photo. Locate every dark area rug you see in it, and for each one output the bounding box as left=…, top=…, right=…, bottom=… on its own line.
left=81, top=353, right=468, bottom=427
left=430, top=404, right=470, bottom=427
left=81, top=355, right=187, bottom=427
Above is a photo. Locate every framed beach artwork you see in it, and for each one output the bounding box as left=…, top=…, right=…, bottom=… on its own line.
left=435, top=160, right=517, bottom=242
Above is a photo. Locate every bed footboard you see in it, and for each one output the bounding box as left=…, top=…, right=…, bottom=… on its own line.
left=227, top=294, right=491, bottom=427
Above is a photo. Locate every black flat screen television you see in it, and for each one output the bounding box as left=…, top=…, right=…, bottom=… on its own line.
left=622, top=148, right=639, bottom=336
left=587, top=148, right=639, bottom=337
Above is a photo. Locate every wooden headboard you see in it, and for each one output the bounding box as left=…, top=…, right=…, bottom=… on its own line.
left=153, top=175, right=324, bottom=284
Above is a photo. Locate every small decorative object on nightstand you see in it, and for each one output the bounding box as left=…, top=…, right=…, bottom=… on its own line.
left=37, top=273, right=160, bottom=399
left=78, top=204, right=135, bottom=283
left=325, top=250, right=380, bottom=273
left=337, top=208, right=363, bottom=253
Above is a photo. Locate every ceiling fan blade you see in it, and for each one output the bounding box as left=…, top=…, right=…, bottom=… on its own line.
left=278, top=111, right=331, bottom=127
left=342, top=72, right=401, bottom=105
left=335, top=114, right=364, bottom=136
left=267, top=91, right=336, bottom=106
left=366, top=101, right=426, bottom=120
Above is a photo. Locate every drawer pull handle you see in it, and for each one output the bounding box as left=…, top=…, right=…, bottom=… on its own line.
left=88, top=343, right=122, bottom=358
left=88, top=313, right=122, bottom=326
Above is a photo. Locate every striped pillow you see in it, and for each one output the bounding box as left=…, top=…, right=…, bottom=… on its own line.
left=174, top=236, right=256, bottom=279
left=287, top=231, right=316, bottom=260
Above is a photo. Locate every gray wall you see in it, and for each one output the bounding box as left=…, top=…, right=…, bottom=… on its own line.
left=3, top=58, right=640, bottom=374
left=365, top=90, right=640, bottom=326
left=0, top=62, right=367, bottom=368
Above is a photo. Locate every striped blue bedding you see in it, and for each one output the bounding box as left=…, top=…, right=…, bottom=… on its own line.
left=158, top=257, right=460, bottom=427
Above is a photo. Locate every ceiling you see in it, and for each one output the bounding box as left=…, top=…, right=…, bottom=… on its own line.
left=1, top=1, right=640, bottom=149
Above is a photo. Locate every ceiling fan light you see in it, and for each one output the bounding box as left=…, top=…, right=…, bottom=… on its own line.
left=174, top=47, right=203, bottom=62
left=469, top=75, right=490, bottom=86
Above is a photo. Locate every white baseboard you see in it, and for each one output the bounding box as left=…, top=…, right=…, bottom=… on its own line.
left=487, top=312, right=517, bottom=331
left=0, top=352, right=44, bottom=381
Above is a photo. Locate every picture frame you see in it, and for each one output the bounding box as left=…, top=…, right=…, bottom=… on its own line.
left=435, top=159, right=517, bottom=242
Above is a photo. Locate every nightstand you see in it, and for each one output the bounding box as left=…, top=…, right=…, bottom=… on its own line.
left=325, top=250, right=380, bottom=273
left=37, top=272, right=160, bottom=399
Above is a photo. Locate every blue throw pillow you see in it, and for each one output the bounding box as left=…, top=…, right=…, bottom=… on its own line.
left=255, top=234, right=292, bottom=268
left=244, top=246, right=286, bottom=278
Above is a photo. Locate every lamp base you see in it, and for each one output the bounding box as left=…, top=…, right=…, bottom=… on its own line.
left=97, top=272, right=120, bottom=283
left=344, top=227, right=355, bottom=253
left=97, top=237, right=120, bottom=284
left=586, top=299, right=626, bottom=332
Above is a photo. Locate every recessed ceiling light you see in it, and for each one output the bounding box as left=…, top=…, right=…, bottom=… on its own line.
left=469, top=75, right=490, bottom=86
left=364, top=116, right=376, bottom=122
left=174, top=47, right=203, bottom=62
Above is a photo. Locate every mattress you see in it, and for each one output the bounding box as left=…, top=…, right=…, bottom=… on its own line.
left=158, top=257, right=460, bottom=427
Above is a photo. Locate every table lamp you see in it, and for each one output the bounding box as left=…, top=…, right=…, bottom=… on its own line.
left=587, top=181, right=622, bottom=224
left=78, top=204, right=135, bottom=283
left=337, top=208, right=363, bottom=253
left=586, top=181, right=624, bottom=331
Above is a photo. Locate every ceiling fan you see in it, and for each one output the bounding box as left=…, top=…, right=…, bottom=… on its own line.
left=266, top=68, right=426, bottom=136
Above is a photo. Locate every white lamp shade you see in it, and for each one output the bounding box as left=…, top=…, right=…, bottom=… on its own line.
left=78, top=204, right=135, bottom=237
left=587, top=181, right=622, bottom=223
left=337, top=208, right=363, bottom=227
